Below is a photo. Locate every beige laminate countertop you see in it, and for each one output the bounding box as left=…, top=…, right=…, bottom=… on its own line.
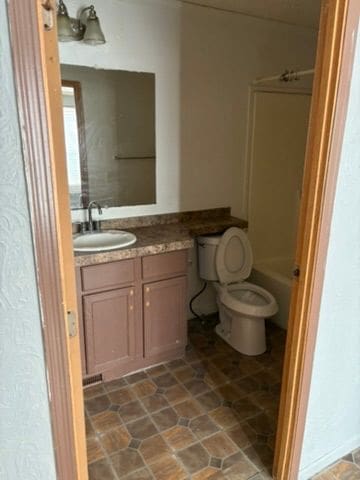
left=74, top=215, right=246, bottom=267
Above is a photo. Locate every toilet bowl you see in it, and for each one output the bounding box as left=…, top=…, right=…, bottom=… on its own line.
left=197, top=227, right=278, bottom=355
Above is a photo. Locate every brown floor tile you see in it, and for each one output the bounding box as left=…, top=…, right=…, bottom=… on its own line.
left=174, top=366, right=196, bottom=383
left=166, top=358, right=187, bottom=370
left=184, top=379, right=211, bottom=396
left=123, top=468, right=154, bottom=480
left=118, top=399, right=147, bottom=423
left=250, top=390, right=280, bottom=412
left=226, top=423, right=256, bottom=449
left=202, top=432, right=238, bottom=458
left=153, top=372, right=178, bottom=388
left=149, top=454, right=188, bottom=480
left=111, top=448, right=145, bottom=477
left=247, top=413, right=276, bottom=437
left=100, top=425, right=131, bottom=454
left=190, top=414, right=220, bottom=440
left=238, top=357, right=263, bottom=376
left=142, top=393, right=169, bottom=413
left=140, top=434, right=171, bottom=464
left=214, top=384, right=242, bottom=402
left=177, top=442, right=209, bottom=473
left=85, top=415, right=95, bottom=438
left=88, top=458, right=116, bottom=480
left=108, top=387, right=135, bottom=406
left=328, top=460, right=360, bottom=479
left=209, top=406, right=239, bottom=430
left=146, top=364, right=167, bottom=377
left=232, top=398, right=262, bottom=422
left=86, top=394, right=111, bottom=416
left=313, top=472, right=336, bottom=480
left=192, top=467, right=222, bottom=480
left=235, top=376, right=261, bottom=397
left=103, top=378, right=127, bottom=392
left=125, top=371, right=148, bottom=384
left=251, top=370, right=279, bottom=390
left=126, top=417, right=158, bottom=440
left=184, top=349, right=202, bottom=363
left=87, top=436, right=105, bottom=464
left=222, top=451, right=258, bottom=479
left=84, top=383, right=106, bottom=400
left=192, top=360, right=211, bottom=376
left=174, top=399, right=203, bottom=419
left=151, top=407, right=178, bottom=431
left=243, top=443, right=274, bottom=471
left=164, top=384, right=190, bottom=405
left=163, top=425, right=196, bottom=450
left=204, top=368, right=228, bottom=388
left=85, top=315, right=283, bottom=478
left=197, top=391, right=222, bottom=412
left=91, top=410, right=122, bottom=433
left=132, top=379, right=157, bottom=398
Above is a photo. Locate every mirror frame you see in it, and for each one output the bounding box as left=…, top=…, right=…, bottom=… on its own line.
left=62, top=79, right=89, bottom=208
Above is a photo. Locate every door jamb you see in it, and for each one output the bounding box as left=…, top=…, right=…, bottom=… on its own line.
left=273, top=0, right=358, bottom=478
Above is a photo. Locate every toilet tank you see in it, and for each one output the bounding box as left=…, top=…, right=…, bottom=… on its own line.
left=197, top=234, right=221, bottom=281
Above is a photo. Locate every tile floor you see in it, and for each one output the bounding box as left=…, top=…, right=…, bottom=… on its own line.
left=311, top=448, right=360, bottom=479
left=84, top=315, right=286, bottom=480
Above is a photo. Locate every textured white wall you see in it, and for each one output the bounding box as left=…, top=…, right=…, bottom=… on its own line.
left=0, top=1, right=57, bottom=478
left=60, top=0, right=318, bottom=223
left=299, top=28, right=360, bottom=480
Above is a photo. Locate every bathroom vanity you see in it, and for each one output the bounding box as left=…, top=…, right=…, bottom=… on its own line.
left=74, top=209, right=247, bottom=382
left=76, top=250, right=189, bottom=381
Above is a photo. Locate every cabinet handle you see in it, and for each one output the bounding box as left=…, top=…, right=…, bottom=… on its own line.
left=130, top=290, right=134, bottom=296
left=145, top=301, right=150, bottom=307
left=145, top=287, right=150, bottom=293
left=129, top=305, right=134, bottom=311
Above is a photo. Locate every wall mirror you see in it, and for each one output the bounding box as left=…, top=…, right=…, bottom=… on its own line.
left=61, top=65, right=156, bottom=209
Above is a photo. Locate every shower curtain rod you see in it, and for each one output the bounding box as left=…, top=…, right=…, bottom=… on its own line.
left=253, top=68, right=315, bottom=85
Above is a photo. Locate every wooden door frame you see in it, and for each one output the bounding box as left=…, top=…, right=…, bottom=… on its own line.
left=6, top=0, right=358, bottom=479
left=274, top=0, right=359, bottom=478
left=8, top=1, right=88, bottom=479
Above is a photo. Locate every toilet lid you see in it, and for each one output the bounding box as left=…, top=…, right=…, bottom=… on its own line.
left=215, top=227, right=253, bottom=284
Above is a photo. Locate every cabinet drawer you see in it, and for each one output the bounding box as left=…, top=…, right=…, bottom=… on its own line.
left=81, top=259, right=135, bottom=292
left=142, top=250, right=188, bottom=281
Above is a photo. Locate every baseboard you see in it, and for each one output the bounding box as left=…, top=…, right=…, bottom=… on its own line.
left=298, top=435, right=360, bottom=479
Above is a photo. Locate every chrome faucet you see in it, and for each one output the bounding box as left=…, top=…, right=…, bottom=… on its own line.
left=87, top=201, right=103, bottom=232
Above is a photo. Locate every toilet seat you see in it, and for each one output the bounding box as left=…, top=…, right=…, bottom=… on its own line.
left=215, top=227, right=253, bottom=284
left=219, top=282, right=278, bottom=318
left=215, top=227, right=277, bottom=318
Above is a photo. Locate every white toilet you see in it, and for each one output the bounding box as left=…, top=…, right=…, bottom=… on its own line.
left=197, top=227, right=278, bottom=356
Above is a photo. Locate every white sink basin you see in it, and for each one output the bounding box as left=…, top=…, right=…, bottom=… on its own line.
left=73, top=230, right=137, bottom=252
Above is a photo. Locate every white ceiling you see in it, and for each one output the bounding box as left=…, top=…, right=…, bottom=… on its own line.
left=181, top=0, right=322, bottom=29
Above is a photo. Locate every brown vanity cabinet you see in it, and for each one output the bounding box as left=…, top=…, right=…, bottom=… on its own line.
left=83, top=287, right=136, bottom=374
left=143, top=276, right=187, bottom=358
left=76, top=249, right=189, bottom=380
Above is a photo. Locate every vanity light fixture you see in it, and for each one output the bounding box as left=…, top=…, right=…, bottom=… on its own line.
left=57, top=0, right=106, bottom=45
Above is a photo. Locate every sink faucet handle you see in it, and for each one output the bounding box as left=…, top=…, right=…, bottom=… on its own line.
left=87, top=200, right=103, bottom=233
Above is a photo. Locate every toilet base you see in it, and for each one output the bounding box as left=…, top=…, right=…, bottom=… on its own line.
left=216, top=303, right=266, bottom=356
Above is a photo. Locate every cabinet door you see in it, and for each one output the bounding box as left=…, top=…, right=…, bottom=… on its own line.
left=84, top=287, right=136, bottom=374
left=144, top=276, right=187, bottom=358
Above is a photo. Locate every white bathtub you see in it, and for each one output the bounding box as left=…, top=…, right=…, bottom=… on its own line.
left=250, top=257, right=293, bottom=330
